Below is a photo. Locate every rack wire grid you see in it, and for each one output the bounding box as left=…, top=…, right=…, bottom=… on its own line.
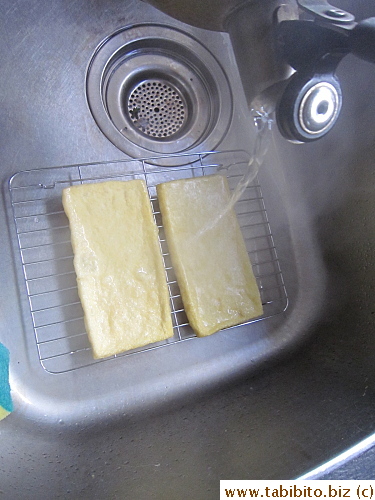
left=9, top=150, right=288, bottom=373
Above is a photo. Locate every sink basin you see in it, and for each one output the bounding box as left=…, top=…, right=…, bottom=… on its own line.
left=2, top=0, right=375, bottom=496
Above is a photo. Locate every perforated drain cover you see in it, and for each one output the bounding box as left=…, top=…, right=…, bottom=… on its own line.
left=86, top=25, right=233, bottom=162
left=128, top=79, right=187, bottom=138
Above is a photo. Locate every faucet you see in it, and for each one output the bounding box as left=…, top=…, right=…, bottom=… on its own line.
left=143, top=0, right=375, bottom=142
left=276, top=0, right=375, bottom=142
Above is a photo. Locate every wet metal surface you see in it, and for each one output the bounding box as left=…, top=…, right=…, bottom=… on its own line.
left=2, top=0, right=375, bottom=497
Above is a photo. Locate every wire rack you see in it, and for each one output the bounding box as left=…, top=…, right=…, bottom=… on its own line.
left=9, top=151, right=288, bottom=373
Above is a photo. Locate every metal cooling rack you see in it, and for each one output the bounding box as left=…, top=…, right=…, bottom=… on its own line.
left=9, top=151, right=288, bottom=373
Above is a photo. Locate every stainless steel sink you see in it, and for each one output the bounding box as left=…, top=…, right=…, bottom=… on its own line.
left=2, top=0, right=375, bottom=497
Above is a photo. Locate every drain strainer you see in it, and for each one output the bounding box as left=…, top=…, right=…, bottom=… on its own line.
left=127, top=79, right=187, bottom=138
left=86, top=25, right=233, bottom=164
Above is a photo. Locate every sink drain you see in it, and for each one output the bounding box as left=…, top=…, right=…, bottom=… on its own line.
left=86, top=25, right=233, bottom=163
left=127, top=79, right=187, bottom=138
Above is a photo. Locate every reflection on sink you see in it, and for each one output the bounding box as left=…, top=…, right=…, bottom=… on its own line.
left=2, top=0, right=375, bottom=497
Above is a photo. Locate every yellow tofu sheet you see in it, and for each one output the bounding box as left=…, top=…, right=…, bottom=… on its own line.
left=62, top=180, right=173, bottom=359
left=157, top=174, right=263, bottom=337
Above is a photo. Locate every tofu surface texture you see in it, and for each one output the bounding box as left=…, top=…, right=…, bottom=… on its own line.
left=62, top=180, right=173, bottom=359
left=157, top=174, right=263, bottom=337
